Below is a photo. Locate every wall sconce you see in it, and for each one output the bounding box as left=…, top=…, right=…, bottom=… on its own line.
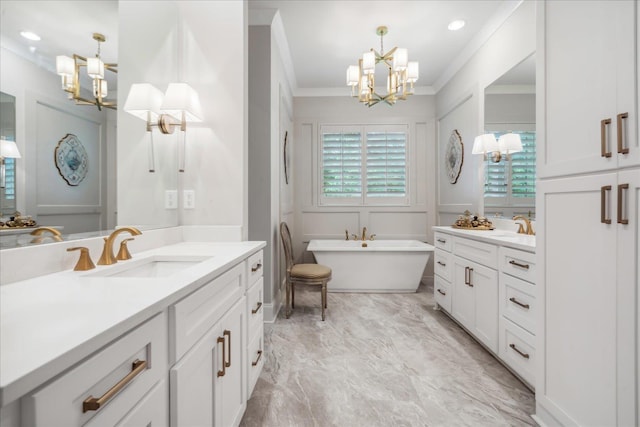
left=472, top=132, right=522, bottom=162
left=124, top=83, right=202, bottom=172
left=0, top=138, right=21, bottom=188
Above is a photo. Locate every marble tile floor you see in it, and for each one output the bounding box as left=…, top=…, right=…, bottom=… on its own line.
left=240, top=282, right=535, bottom=427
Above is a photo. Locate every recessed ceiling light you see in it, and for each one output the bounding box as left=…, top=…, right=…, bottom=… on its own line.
left=20, top=31, right=41, bottom=41
left=448, top=20, right=466, bottom=31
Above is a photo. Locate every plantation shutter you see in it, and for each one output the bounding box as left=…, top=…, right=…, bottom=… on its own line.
left=1, top=158, right=16, bottom=211
left=366, top=131, right=407, bottom=197
left=321, top=129, right=362, bottom=198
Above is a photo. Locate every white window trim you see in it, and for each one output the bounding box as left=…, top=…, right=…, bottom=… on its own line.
left=317, top=124, right=411, bottom=207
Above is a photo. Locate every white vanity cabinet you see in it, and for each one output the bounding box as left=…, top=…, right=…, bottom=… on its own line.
left=21, top=313, right=169, bottom=427
left=246, top=251, right=264, bottom=397
left=169, top=263, right=247, bottom=427
left=433, top=227, right=536, bottom=388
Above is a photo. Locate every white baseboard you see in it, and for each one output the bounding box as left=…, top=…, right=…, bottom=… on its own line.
left=263, top=279, right=285, bottom=323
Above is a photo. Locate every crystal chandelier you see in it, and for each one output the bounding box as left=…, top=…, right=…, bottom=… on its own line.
left=56, top=33, right=117, bottom=111
left=346, top=26, right=419, bottom=107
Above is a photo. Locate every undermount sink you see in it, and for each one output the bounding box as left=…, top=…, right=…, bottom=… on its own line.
left=85, top=255, right=213, bottom=278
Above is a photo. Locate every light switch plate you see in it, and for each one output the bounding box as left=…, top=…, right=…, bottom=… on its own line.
left=165, top=190, right=178, bottom=209
left=184, top=190, right=195, bottom=209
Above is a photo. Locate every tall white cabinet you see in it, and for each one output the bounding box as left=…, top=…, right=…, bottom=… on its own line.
left=535, top=1, right=639, bottom=426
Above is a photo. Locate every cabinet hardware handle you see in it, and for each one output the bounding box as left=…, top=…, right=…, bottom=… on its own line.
left=601, top=185, right=612, bottom=224
left=251, top=263, right=262, bottom=272
left=508, top=260, right=530, bottom=270
left=509, top=343, right=530, bottom=359
left=617, top=112, right=629, bottom=154
left=464, top=267, right=474, bottom=287
left=509, top=297, right=530, bottom=309
left=224, top=330, right=231, bottom=368
left=437, top=238, right=446, bottom=244
left=601, top=118, right=612, bottom=157
left=437, top=289, right=446, bottom=296
left=83, top=359, right=147, bottom=412
left=617, top=183, right=629, bottom=225
left=252, top=350, right=263, bottom=367
left=437, top=261, right=446, bottom=267
left=252, top=301, right=263, bottom=314
left=216, top=336, right=226, bottom=377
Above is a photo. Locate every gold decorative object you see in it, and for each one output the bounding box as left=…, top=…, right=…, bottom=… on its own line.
left=452, top=210, right=494, bottom=230
left=1, top=211, right=37, bottom=228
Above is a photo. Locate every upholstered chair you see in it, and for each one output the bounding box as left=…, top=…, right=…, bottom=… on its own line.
left=279, top=222, right=332, bottom=321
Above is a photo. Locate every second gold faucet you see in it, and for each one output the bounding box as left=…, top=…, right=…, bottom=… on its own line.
left=98, top=227, right=142, bottom=265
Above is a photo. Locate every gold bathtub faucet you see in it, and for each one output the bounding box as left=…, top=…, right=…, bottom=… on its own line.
left=98, top=227, right=142, bottom=265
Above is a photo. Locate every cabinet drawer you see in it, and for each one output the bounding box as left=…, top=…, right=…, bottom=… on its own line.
left=170, top=263, right=244, bottom=363
left=434, top=250, right=453, bottom=282
left=110, top=380, right=168, bottom=427
left=247, top=277, right=264, bottom=335
left=434, top=275, right=452, bottom=313
left=247, top=250, right=264, bottom=287
left=434, top=232, right=452, bottom=252
left=499, top=317, right=536, bottom=388
left=500, top=273, right=536, bottom=335
left=453, top=237, right=498, bottom=268
left=247, top=325, right=264, bottom=398
left=23, top=313, right=167, bottom=427
left=499, top=246, right=536, bottom=283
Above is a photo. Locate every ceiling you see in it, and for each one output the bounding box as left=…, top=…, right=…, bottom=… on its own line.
left=1, top=1, right=525, bottom=98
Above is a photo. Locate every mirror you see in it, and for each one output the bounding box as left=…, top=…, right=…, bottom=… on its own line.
left=483, top=54, right=536, bottom=219
left=0, top=1, right=178, bottom=248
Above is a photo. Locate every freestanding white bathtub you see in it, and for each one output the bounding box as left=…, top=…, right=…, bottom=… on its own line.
left=307, top=239, right=434, bottom=293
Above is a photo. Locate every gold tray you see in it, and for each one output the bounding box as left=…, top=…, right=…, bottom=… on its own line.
left=452, top=225, right=495, bottom=230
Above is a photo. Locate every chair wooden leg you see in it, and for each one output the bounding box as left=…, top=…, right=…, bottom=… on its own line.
left=321, top=282, right=327, bottom=321
left=291, top=283, right=295, bottom=309
left=285, top=280, right=291, bottom=319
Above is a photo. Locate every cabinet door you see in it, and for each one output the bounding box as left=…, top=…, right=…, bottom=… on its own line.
left=617, top=168, right=640, bottom=426
left=468, top=261, right=498, bottom=353
left=111, top=380, right=168, bottom=427
left=540, top=0, right=637, bottom=177
left=215, top=297, right=246, bottom=427
left=537, top=173, right=619, bottom=426
left=452, top=258, right=474, bottom=332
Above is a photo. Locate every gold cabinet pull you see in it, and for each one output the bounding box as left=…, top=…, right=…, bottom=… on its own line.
left=437, top=261, right=446, bottom=267
left=82, top=359, right=147, bottom=412
left=251, top=350, right=263, bottom=367
left=224, top=330, right=231, bottom=368
left=216, top=336, right=226, bottom=377
left=617, top=112, right=629, bottom=154
left=601, top=185, right=612, bottom=224
left=251, top=263, right=262, bottom=272
left=509, top=343, right=530, bottom=359
left=508, top=260, right=530, bottom=270
left=437, top=238, right=447, bottom=244
left=437, top=288, right=446, bottom=296
left=617, top=183, right=629, bottom=225
left=509, top=297, right=530, bottom=309
left=601, top=118, right=612, bottom=157
left=252, top=301, right=263, bottom=314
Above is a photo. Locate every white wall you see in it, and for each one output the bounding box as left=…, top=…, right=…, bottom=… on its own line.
left=0, top=47, right=113, bottom=233
left=293, top=95, right=437, bottom=278
left=435, top=1, right=536, bottom=226
left=117, top=1, right=247, bottom=235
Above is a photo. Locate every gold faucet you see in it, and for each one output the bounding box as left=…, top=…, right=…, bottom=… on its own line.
left=98, top=227, right=142, bottom=265
left=361, top=227, right=367, bottom=241
left=513, top=216, right=535, bottom=235
left=30, top=227, right=63, bottom=243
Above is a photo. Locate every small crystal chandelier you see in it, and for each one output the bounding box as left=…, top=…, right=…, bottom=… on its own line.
left=346, top=26, right=419, bottom=107
left=56, top=33, right=117, bottom=111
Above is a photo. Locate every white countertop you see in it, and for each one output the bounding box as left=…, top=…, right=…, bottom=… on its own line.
left=0, top=241, right=265, bottom=407
left=432, top=226, right=536, bottom=252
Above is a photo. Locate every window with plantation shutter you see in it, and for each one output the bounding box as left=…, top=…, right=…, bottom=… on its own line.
left=1, top=158, right=16, bottom=211
left=320, top=124, right=408, bottom=206
left=484, top=130, right=536, bottom=208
